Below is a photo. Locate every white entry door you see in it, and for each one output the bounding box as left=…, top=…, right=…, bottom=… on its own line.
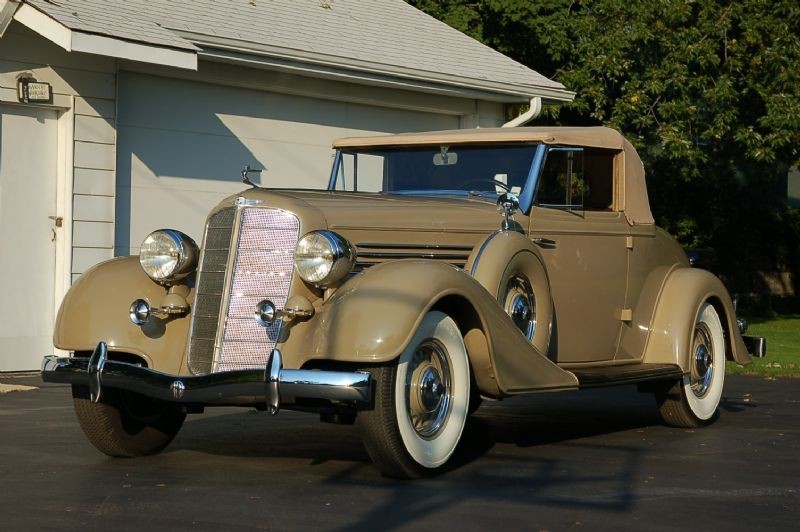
left=0, top=104, right=58, bottom=371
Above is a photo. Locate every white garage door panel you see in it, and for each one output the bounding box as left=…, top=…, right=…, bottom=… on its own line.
left=119, top=74, right=350, bottom=138
left=119, top=126, right=334, bottom=191
left=344, top=103, right=458, bottom=133
left=120, top=187, right=242, bottom=249
left=117, top=72, right=460, bottom=255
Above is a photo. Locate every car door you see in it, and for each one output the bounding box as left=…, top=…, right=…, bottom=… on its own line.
left=528, top=146, right=629, bottom=364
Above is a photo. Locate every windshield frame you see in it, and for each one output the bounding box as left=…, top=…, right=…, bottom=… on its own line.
left=327, top=143, right=547, bottom=213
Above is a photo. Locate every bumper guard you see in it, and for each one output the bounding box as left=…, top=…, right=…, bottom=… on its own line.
left=41, top=342, right=372, bottom=414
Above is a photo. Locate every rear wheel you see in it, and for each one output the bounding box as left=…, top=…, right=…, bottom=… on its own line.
left=656, top=303, right=725, bottom=427
left=72, top=385, right=186, bottom=457
left=357, top=311, right=470, bottom=478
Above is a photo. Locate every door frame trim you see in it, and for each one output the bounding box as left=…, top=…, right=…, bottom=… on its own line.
left=53, top=99, right=74, bottom=353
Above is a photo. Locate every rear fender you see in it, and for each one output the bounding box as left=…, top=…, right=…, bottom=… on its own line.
left=642, top=267, right=751, bottom=369
left=283, top=260, right=577, bottom=397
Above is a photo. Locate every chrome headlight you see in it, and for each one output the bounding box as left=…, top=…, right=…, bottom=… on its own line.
left=139, top=229, right=198, bottom=284
left=294, top=230, right=356, bottom=286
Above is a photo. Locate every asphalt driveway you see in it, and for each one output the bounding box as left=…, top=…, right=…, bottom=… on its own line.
left=0, top=373, right=797, bottom=531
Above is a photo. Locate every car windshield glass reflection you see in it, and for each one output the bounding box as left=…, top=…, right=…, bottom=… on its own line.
left=331, top=145, right=539, bottom=196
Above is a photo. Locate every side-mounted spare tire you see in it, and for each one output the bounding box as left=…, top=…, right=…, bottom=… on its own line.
left=466, top=231, right=553, bottom=356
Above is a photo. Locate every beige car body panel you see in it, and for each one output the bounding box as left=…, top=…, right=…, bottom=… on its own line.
left=53, top=257, right=192, bottom=375
left=643, top=267, right=751, bottom=368
left=282, top=260, right=578, bottom=397
left=528, top=208, right=630, bottom=363
left=53, top=126, right=750, bottom=399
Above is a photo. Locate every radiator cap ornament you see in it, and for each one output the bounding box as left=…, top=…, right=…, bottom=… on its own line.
left=240, top=165, right=263, bottom=189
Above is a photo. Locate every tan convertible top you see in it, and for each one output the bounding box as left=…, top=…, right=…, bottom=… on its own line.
left=333, top=127, right=654, bottom=225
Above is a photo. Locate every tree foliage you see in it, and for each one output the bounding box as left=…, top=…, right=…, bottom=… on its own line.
left=409, top=0, right=800, bottom=293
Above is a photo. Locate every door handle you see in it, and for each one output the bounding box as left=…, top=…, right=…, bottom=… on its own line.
left=48, top=215, right=63, bottom=227
left=532, top=237, right=557, bottom=248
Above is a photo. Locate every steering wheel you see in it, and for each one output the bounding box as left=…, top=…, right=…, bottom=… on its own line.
left=459, top=179, right=512, bottom=192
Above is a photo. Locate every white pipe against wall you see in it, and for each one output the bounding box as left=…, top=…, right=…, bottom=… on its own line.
left=502, top=96, right=542, bottom=128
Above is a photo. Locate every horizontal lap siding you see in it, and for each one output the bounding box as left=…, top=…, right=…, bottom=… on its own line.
left=70, top=58, right=116, bottom=281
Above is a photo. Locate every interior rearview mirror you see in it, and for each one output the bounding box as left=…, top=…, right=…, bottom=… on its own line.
left=433, top=146, right=458, bottom=166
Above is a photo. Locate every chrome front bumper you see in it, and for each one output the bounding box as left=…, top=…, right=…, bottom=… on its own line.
left=41, top=342, right=372, bottom=414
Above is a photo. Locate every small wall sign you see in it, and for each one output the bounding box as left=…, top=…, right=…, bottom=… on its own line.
left=17, top=78, right=53, bottom=103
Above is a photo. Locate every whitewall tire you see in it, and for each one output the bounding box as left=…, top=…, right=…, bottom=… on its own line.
left=358, top=311, right=470, bottom=478
left=657, top=302, right=726, bottom=427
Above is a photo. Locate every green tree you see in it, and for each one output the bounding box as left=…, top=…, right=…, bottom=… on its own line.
left=409, top=0, right=800, bottom=294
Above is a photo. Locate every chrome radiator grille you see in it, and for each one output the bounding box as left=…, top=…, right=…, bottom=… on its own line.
left=188, top=207, right=300, bottom=374
left=188, top=208, right=235, bottom=374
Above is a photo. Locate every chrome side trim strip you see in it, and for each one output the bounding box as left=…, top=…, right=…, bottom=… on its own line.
left=356, top=243, right=474, bottom=251
left=357, top=251, right=470, bottom=260
left=41, top=345, right=372, bottom=410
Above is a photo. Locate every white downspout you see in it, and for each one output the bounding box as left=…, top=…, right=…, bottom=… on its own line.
left=502, top=96, right=543, bottom=128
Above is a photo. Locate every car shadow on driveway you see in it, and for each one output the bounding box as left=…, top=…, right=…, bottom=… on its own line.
left=165, top=385, right=681, bottom=524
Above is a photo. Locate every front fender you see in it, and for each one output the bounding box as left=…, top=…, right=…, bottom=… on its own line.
left=282, top=260, right=577, bottom=397
left=53, top=257, right=193, bottom=374
left=642, top=267, right=751, bottom=369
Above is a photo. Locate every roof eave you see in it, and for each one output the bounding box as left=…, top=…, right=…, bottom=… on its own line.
left=12, top=3, right=197, bottom=70
left=183, top=32, right=574, bottom=104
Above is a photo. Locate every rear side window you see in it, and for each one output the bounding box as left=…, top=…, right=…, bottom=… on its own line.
left=536, top=147, right=617, bottom=212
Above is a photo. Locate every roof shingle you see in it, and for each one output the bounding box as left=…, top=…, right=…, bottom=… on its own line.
left=23, top=0, right=569, bottom=98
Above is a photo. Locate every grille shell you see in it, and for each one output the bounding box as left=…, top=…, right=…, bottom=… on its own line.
left=188, top=206, right=300, bottom=374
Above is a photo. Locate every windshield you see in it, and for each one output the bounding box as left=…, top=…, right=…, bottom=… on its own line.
left=329, top=144, right=540, bottom=197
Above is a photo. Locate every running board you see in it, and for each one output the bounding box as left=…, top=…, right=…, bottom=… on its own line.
left=570, top=363, right=684, bottom=389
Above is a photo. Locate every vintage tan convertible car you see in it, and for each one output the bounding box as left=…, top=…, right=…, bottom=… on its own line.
left=42, top=127, right=766, bottom=478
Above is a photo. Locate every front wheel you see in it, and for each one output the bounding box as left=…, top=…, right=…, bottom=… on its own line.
left=357, top=311, right=470, bottom=478
left=72, top=385, right=186, bottom=457
left=656, top=302, right=726, bottom=427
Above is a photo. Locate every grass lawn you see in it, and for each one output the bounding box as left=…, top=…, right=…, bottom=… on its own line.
left=726, top=314, right=800, bottom=377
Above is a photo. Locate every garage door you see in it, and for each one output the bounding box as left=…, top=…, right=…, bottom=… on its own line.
left=116, top=72, right=460, bottom=255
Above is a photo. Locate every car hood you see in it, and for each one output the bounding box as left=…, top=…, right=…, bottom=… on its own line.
left=238, top=188, right=506, bottom=233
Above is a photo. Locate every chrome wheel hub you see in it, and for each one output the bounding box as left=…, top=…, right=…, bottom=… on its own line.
left=406, top=340, right=452, bottom=439
left=691, top=324, right=714, bottom=398
left=503, top=274, right=536, bottom=340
